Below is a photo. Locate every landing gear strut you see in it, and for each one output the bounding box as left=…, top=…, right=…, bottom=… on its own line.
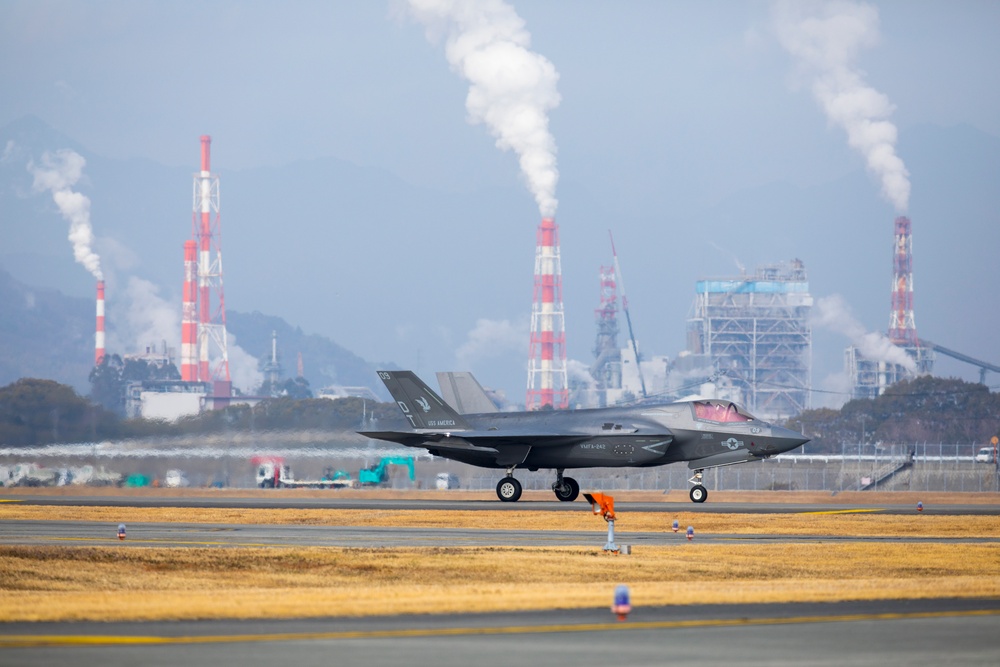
left=551, top=469, right=580, bottom=502
left=496, top=466, right=522, bottom=502
left=689, top=470, right=707, bottom=503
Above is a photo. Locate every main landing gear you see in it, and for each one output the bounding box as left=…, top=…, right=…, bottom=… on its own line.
left=552, top=469, right=580, bottom=502
left=494, top=468, right=581, bottom=502
left=689, top=469, right=708, bottom=503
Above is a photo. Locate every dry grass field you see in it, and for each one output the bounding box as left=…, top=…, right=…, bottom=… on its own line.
left=1, top=488, right=998, bottom=622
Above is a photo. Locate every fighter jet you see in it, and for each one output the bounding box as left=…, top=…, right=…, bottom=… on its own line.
left=360, top=370, right=809, bottom=503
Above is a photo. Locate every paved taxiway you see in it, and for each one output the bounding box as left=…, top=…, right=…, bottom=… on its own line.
left=2, top=518, right=997, bottom=548
left=2, top=598, right=998, bottom=666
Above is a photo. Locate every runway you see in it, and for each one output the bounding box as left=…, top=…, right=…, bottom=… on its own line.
left=2, top=598, right=998, bottom=666
left=5, top=493, right=999, bottom=515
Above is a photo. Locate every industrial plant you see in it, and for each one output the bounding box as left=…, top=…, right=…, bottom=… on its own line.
left=846, top=216, right=999, bottom=399
left=686, top=260, right=813, bottom=421
left=96, top=136, right=242, bottom=422
left=84, top=141, right=996, bottom=423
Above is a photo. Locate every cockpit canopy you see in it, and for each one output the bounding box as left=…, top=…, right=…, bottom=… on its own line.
left=691, top=400, right=756, bottom=424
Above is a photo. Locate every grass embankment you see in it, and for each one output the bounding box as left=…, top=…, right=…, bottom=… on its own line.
left=1, top=543, right=998, bottom=622
left=1, top=504, right=999, bottom=622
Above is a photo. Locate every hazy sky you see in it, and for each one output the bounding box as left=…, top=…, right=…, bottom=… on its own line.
left=2, top=1, right=999, bottom=405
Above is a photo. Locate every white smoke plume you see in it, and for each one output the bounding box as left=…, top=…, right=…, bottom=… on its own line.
left=406, top=0, right=561, bottom=217
left=772, top=0, right=910, bottom=212
left=227, top=335, right=265, bottom=395
left=812, top=294, right=916, bottom=372
left=456, top=317, right=527, bottom=366
left=566, top=358, right=597, bottom=389
left=28, top=149, right=104, bottom=280
left=119, top=276, right=181, bottom=353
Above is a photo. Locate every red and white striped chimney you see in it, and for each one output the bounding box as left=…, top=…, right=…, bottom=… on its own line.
left=197, top=136, right=212, bottom=382
left=526, top=217, right=568, bottom=410
left=181, top=239, right=198, bottom=381
left=94, top=280, right=106, bottom=366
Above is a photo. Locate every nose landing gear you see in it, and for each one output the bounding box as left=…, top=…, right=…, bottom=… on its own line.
left=688, top=470, right=707, bottom=503
left=497, top=466, right=522, bottom=502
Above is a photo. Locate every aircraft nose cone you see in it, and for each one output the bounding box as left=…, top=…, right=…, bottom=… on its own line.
left=771, top=426, right=810, bottom=452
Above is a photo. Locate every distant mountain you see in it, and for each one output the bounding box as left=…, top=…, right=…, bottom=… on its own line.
left=0, top=267, right=94, bottom=393
left=226, top=310, right=391, bottom=400
left=0, top=268, right=390, bottom=400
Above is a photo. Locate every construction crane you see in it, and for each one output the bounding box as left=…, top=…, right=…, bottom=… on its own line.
left=609, top=231, right=647, bottom=399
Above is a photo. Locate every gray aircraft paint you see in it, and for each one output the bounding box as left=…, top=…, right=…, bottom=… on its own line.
left=361, top=371, right=809, bottom=502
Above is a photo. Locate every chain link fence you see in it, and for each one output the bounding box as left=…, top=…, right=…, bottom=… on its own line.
left=465, top=443, right=1000, bottom=494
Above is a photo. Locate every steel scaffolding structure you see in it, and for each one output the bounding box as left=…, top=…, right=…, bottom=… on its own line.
left=687, top=260, right=812, bottom=420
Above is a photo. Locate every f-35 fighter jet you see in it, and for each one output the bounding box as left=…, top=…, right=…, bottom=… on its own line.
left=360, top=370, right=809, bottom=503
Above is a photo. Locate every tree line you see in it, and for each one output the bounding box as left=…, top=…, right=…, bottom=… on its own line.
left=0, top=377, right=403, bottom=446
left=1, top=374, right=997, bottom=448
left=788, top=376, right=1000, bottom=451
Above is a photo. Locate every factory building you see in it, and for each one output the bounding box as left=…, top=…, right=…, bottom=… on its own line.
left=686, top=260, right=813, bottom=421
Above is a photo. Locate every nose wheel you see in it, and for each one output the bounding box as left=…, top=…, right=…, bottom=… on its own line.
left=497, top=467, right=523, bottom=502
left=689, top=470, right=708, bottom=503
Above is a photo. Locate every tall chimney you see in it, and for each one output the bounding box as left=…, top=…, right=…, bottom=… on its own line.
left=526, top=217, right=568, bottom=410
left=181, top=240, right=198, bottom=381
left=888, top=216, right=917, bottom=345
left=191, top=135, right=230, bottom=384
left=94, top=280, right=106, bottom=366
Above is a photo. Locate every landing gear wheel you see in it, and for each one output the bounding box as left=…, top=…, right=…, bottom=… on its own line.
left=497, top=477, right=523, bottom=502
left=689, top=485, right=707, bottom=503
left=553, top=476, right=580, bottom=502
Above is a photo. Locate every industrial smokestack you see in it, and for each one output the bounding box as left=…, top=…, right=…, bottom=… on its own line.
left=888, top=216, right=917, bottom=344
left=198, top=135, right=212, bottom=382
left=95, top=280, right=106, bottom=366
left=191, top=135, right=230, bottom=384
left=527, top=216, right=568, bottom=409
left=181, top=239, right=198, bottom=381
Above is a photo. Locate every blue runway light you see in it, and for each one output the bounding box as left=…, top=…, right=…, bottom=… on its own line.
left=672, top=519, right=679, bottom=533
left=117, top=523, right=126, bottom=540
left=686, top=526, right=694, bottom=541
left=917, top=501, right=923, bottom=512
left=612, top=585, right=631, bottom=621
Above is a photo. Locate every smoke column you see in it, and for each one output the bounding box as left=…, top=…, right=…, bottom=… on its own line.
left=812, top=294, right=916, bottom=372
left=28, top=149, right=104, bottom=279
left=405, top=0, right=561, bottom=216
left=772, top=0, right=910, bottom=213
